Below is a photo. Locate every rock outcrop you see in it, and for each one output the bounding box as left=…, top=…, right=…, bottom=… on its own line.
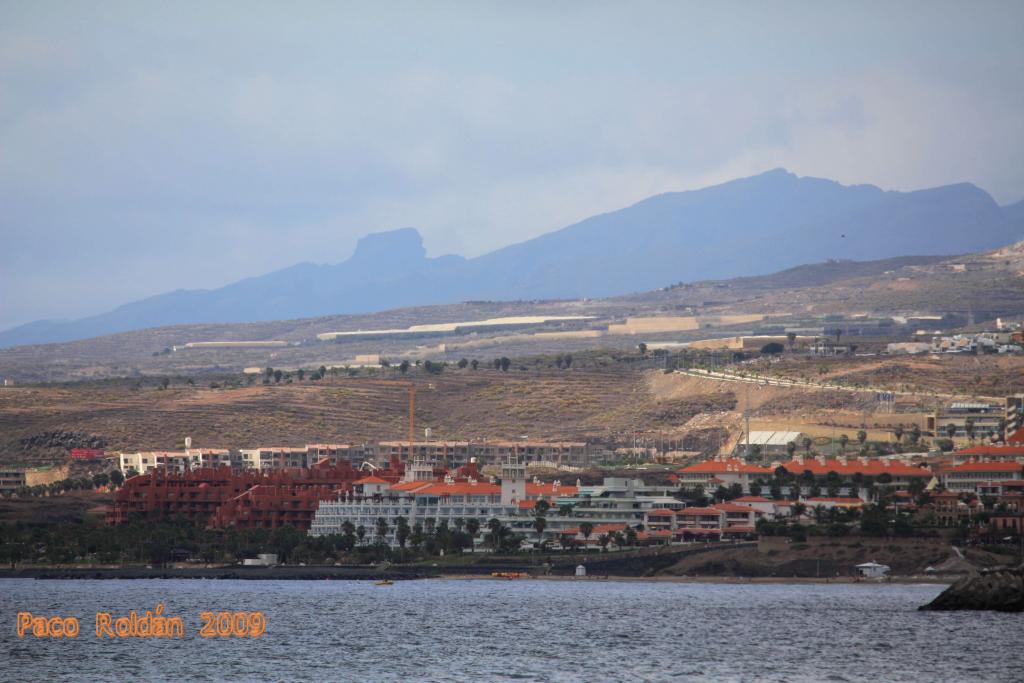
left=920, top=567, right=1024, bottom=612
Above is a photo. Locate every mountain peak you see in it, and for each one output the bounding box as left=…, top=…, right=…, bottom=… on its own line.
left=350, top=227, right=426, bottom=266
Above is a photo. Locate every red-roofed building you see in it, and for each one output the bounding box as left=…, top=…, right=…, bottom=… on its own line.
left=643, top=508, right=677, bottom=532
left=928, top=491, right=972, bottom=527
left=956, top=445, right=1024, bottom=459
left=732, top=495, right=777, bottom=516
left=779, top=455, right=931, bottom=486
left=676, top=507, right=726, bottom=531
left=941, top=460, right=1024, bottom=493
left=714, top=502, right=763, bottom=530
left=676, top=459, right=773, bottom=492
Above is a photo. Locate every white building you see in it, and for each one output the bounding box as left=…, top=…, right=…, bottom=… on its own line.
left=310, top=457, right=576, bottom=547
left=117, top=448, right=233, bottom=474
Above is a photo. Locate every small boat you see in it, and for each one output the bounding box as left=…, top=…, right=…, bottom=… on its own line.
left=375, top=579, right=394, bottom=586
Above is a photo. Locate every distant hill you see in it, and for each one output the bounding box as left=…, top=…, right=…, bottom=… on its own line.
left=3, top=242, right=1024, bottom=383
left=3, top=169, right=1021, bottom=348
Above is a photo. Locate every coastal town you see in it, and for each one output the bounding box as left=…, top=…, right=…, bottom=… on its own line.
left=3, top=384, right=1023, bottom=576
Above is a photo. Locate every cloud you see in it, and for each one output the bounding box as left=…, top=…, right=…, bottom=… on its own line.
left=1, top=2, right=1022, bottom=328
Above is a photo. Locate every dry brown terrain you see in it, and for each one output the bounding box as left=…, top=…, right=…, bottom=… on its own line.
left=4, top=352, right=1020, bottom=467
left=0, top=360, right=736, bottom=465
left=765, top=353, right=1024, bottom=397
left=0, top=490, right=111, bottom=524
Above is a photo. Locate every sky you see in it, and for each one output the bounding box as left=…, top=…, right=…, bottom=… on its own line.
left=2, top=1, right=1023, bottom=330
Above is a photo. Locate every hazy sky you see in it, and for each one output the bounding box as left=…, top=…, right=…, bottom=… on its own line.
left=2, top=1, right=1023, bottom=329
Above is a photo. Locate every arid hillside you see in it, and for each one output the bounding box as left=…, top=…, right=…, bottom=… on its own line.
left=3, top=351, right=1021, bottom=468
left=2, top=245, right=1022, bottom=383
left=0, top=357, right=736, bottom=466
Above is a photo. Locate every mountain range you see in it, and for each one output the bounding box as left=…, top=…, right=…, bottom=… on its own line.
left=3, top=168, right=1022, bottom=348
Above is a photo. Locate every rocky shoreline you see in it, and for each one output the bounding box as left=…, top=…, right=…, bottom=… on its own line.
left=920, top=567, right=1024, bottom=612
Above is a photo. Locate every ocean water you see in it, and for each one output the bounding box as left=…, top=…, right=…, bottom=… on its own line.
left=1, top=578, right=1021, bottom=682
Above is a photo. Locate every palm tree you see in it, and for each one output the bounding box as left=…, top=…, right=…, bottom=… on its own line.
left=580, top=521, right=594, bottom=546
left=394, top=516, right=410, bottom=549
left=465, top=518, right=481, bottom=551
left=533, top=516, right=547, bottom=541
left=597, top=533, right=610, bottom=551
left=487, top=518, right=503, bottom=551
left=375, top=517, right=389, bottom=544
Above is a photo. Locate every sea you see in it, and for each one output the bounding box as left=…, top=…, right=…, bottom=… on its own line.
left=2, top=578, right=1021, bottom=682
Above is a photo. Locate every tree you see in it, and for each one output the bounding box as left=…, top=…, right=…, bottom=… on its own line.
left=273, top=369, right=283, bottom=383
left=356, top=525, right=367, bottom=545
left=92, top=472, right=109, bottom=489
left=580, top=521, right=594, bottom=545
left=786, top=441, right=797, bottom=458
left=470, top=359, right=479, bottom=370
left=109, top=470, right=125, bottom=488
left=597, top=533, right=611, bottom=551
left=965, top=418, right=976, bottom=442
left=465, top=518, right=481, bottom=550
left=499, top=357, right=511, bottom=372
left=160, top=377, right=170, bottom=390
left=394, top=516, right=410, bottom=549
left=487, top=518, right=503, bottom=550
left=760, top=342, right=785, bottom=355
left=374, top=517, right=389, bottom=544
left=398, top=360, right=410, bottom=374
left=893, top=426, right=904, bottom=443
left=945, top=423, right=957, bottom=440
left=457, top=358, right=468, bottom=369
left=787, top=332, right=797, bottom=350
left=909, top=424, right=921, bottom=445
left=857, top=430, right=867, bottom=446
left=318, top=365, right=327, bottom=379
left=839, top=434, right=849, bottom=452
left=801, top=436, right=813, bottom=454
left=269, top=525, right=303, bottom=564
left=533, top=515, right=547, bottom=540
left=297, top=368, right=306, bottom=381
left=563, top=354, right=572, bottom=368
left=638, top=342, right=648, bottom=356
